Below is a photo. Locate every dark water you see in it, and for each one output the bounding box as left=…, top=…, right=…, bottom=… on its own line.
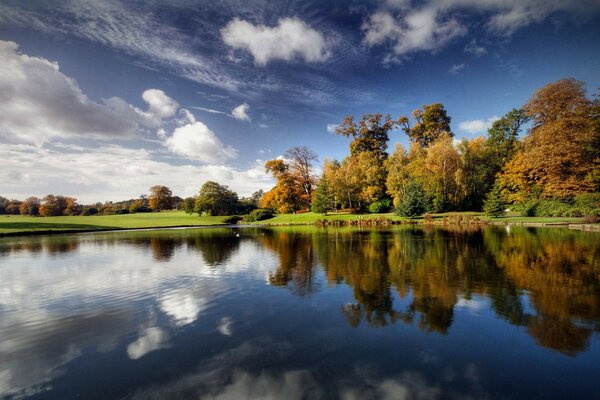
left=0, top=226, right=599, bottom=400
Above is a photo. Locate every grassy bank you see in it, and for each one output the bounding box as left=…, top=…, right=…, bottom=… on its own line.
left=0, top=210, right=590, bottom=236
left=0, top=211, right=225, bottom=235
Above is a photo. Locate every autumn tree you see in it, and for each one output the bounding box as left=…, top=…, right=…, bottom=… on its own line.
left=261, top=158, right=307, bottom=213
left=39, top=195, right=68, bottom=216
left=496, top=78, right=599, bottom=202
left=423, top=133, right=462, bottom=212
left=385, top=144, right=410, bottom=206
left=148, top=185, right=173, bottom=211
left=285, top=146, right=318, bottom=202
left=457, top=138, right=495, bottom=210
left=20, top=196, right=41, bottom=216
left=195, top=181, right=238, bottom=216
left=400, top=103, right=452, bottom=147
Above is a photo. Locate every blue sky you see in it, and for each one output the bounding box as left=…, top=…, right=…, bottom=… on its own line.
left=1, top=0, right=599, bottom=202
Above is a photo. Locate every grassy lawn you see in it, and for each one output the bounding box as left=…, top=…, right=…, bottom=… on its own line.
left=0, top=210, right=587, bottom=236
left=0, top=211, right=225, bottom=234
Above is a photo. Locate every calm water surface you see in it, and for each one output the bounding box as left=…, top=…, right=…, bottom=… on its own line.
left=0, top=226, right=599, bottom=399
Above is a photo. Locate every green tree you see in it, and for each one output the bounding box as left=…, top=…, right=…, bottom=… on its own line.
left=400, top=103, right=452, bottom=147
left=483, top=185, right=506, bottom=217
left=0, top=196, right=9, bottom=214
left=311, top=176, right=335, bottom=214
left=148, top=185, right=173, bottom=211
left=395, top=181, right=427, bottom=218
left=182, top=197, right=196, bottom=215
left=336, top=113, right=399, bottom=161
left=486, top=108, right=529, bottom=172
left=195, top=181, right=238, bottom=216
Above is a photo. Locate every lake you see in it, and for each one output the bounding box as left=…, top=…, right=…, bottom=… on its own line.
left=0, top=225, right=599, bottom=399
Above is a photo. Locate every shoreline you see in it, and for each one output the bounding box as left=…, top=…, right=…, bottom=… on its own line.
left=1, top=220, right=598, bottom=238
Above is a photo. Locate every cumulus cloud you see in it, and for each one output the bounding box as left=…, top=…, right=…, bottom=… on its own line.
left=448, top=63, right=465, bottom=75
left=0, top=144, right=273, bottom=202
left=127, top=327, right=170, bottom=359
left=362, top=7, right=466, bottom=61
left=0, top=40, right=139, bottom=144
left=162, top=117, right=238, bottom=163
left=458, top=116, right=500, bottom=134
left=362, top=0, right=600, bottom=61
left=221, top=18, right=331, bottom=66
left=231, top=103, right=251, bottom=121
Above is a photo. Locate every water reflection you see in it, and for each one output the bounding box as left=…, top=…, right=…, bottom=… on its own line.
left=262, top=226, right=600, bottom=354
left=0, top=226, right=598, bottom=399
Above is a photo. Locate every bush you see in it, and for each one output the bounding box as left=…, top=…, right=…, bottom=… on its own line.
left=244, top=208, right=274, bottom=222
left=135, top=206, right=153, bottom=213
left=115, top=209, right=130, bottom=215
left=82, top=207, right=99, bottom=216
left=582, top=215, right=600, bottom=224
left=221, top=215, right=243, bottom=224
left=368, top=198, right=392, bottom=213
left=423, top=213, right=434, bottom=223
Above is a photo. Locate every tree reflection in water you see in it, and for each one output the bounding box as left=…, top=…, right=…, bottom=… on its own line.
left=263, top=225, right=600, bottom=354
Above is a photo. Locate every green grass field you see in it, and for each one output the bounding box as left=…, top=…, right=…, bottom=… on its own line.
left=0, top=210, right=586, bottom=236
left=0, top=211, right=225, bottom=234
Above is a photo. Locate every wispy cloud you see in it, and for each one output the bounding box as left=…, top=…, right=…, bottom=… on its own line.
left=448, top=63, right=466, bottom=75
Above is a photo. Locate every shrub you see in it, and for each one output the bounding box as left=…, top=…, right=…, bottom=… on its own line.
left=423, top=213, right=434, bottom=223
left=244, top=208, right=274, bottom=222
left=582, top=215, right=600, bottom=224
left=82, top=207, right=99, bottom=216
left=221, top=215, right=243, bottom=224
left=115, top=209, right=129, bottom=215
left=368, top=198, right=392, bottom=213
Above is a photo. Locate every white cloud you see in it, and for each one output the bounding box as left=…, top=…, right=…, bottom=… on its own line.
left=463, top=39, right=487, bottom=56
left=217, top=317, right=233, bottom=336
left=362, top=8, right=466, bottom=60
left=162, top=119, right=238, bottom=163
left=221, top=18, right=331, bottom=66
left=0, top=40, right=139, bottom=144
left=127, top=327, right=170, bottom=360
left=448, top=63, right=465, bottom=75
left=326, top=124, right=339, bottom=133
left=231, top=103, right=251, bottom=122
left=0, top=144, right=274, bottom=202
left=363, top=0, right=600, bottom=61
left=458, top=116, right=500, bottom=134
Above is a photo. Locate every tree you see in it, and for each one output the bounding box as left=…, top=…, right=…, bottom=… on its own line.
left=457, top=137, right=495, bottom=210
left=182, top=197, right=196, bottom=215
left=395, top=181, right=427, bottom=218
left=285, top=146, right=318, bottom=201
left=336, top=113, right=398, bottom=162
left=486, top=108, right=529, bottom=173
left=5, top=200, right=22, bottom=215
left=195, top=181, right=238, bottom=216
left=64, top=197, right=81, bottom=216
left=423, top=133, right=461, bottom=212
left=400, top=103, right=452, bottom=147
left=385, top=144, right=410, bottom=206
left=39, top=195, right=68, bottom=216
left=311, top=175, right=336, bottom=214
left=262, top=159, right=306, bottom=213
left=483, top=185, right=506, bottom=218
left=20, top=197, right=40, bottom=216
left=0, top=196, right=9, bottom=214
left=148, top=185, right=173, bottom=211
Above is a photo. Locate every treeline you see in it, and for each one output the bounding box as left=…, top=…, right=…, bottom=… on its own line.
left=261, top=78, right=599, bottom=218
